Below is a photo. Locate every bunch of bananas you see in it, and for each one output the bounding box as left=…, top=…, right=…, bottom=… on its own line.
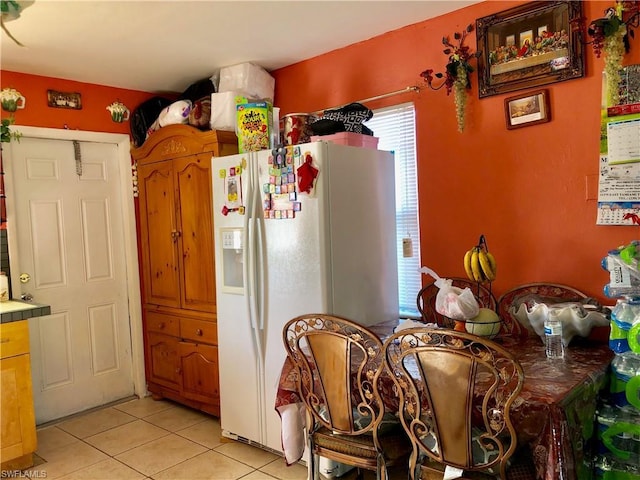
left=463, top=235, right=497, bottom=283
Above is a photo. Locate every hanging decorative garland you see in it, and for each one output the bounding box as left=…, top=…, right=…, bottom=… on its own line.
left=587, top=1, right=639, bottom=106
left=419, top=24, right=480, bottom=133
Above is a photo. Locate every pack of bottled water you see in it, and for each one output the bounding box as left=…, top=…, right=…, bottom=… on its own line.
left=596, top=245, right=640, bottom=479
left=602, top=242, right=640, bottom=298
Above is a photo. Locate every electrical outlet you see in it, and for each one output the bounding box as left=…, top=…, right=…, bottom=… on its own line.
left=585, top=174, right=598, bottom=201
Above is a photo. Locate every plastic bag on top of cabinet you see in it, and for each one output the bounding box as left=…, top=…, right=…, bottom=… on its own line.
left=218, top=62, right=275, bottom=103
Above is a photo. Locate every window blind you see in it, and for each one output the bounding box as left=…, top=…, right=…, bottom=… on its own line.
left=365, top=103, right=421, bottom=317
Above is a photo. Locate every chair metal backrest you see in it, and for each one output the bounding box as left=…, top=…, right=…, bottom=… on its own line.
left=282, top=314, right=387, bottom=436
left=417, top=278, right=497, bottom=328
left=284, top=314, right=412, bottom=480
left=383, top=328, right=524, bottom=480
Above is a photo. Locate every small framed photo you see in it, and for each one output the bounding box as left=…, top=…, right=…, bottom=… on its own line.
left=47, top=90, right=82, bottom=109
left=505, top=89, right=551, bottom=130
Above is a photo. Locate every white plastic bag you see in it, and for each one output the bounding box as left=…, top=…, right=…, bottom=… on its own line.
left=420, top=267, right=480, bottom=321
left=210, top=91, right=247, bottom=131
left=218, top=62, right=275, bottom=102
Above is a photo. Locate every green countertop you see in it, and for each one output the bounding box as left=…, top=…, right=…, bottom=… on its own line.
left=0, top=300, right=51, bottom=323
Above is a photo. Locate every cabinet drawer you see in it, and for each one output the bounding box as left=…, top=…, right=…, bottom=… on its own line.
left=0, top=321, right=30, bottom=359
left=146, top=311, right=180, bottom=336
left=180, top=318, right=217, bottom=345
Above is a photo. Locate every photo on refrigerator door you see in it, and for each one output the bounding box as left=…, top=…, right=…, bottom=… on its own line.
left=218, top=160, right=246, bottom=216
left=226, top=175, right=242, bottom=210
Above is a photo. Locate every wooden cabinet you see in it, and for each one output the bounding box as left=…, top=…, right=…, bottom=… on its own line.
left=1, top=320, right=37, bottom=470
left=132, top=125, right=238, bottom=416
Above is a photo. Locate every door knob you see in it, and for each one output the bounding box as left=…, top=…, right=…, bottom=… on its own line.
left=19, top=273, right=31, bottom=283
left=21, top=293, right=33, bottom=301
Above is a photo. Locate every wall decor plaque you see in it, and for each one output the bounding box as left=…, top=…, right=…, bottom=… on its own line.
left=47, top=90, right=82, bottom=109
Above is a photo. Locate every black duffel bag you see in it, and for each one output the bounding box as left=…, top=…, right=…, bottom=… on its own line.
left=130, top=96, right=172, bottom=147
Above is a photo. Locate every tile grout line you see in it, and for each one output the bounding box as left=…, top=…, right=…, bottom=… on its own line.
left=28, top=398, right=306, bottom=480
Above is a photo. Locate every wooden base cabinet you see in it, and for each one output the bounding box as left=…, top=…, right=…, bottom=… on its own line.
left=144, top=307, right=221, bottom=415
left=1, top=320, right=37, bottom=471
left=132, top=126, right=238, bottom=416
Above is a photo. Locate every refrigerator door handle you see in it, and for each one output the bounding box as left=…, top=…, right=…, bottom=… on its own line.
left=243, top=154, right=260, bottom=333
left=248, top=156, right=265, bottom=366
left=245, top=218, right=258, bottom=331
left=255, top=214, right=266, bottom=330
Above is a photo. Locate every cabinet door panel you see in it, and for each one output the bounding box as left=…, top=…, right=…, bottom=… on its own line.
left=138, top=162, right=181, bottom=308
left=174, top=154, right=216, bottom=312
left=1, top=354, right=36, bottom=463
left=178, top=342, right=219, bottom=405
left=147, top=332, right=180, bottom=389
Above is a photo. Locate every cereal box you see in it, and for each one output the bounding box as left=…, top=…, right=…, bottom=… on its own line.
left=236, top=102, right=272, bottom=153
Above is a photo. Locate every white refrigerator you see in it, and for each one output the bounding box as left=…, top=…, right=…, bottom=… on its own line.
left=212, top=140, right=399, bottom=455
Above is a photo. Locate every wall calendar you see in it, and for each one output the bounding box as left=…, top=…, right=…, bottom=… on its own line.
left=598, top=107, right=640, bottom=226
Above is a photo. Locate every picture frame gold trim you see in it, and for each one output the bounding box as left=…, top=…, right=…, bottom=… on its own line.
left=505, top=89, right=551, bottom=129
left=476, top=1, right=585, bottom=98
left=47, top=90, right=82, bottom=109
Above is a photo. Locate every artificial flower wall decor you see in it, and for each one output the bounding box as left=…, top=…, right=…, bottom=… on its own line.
left=587, top=0, right=639, bottom=106
left=420, top=24, right=480, bottom=133
left=1, top=116, right=21, bottom=143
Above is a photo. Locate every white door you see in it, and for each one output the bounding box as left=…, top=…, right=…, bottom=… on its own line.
left=6, top=136, right=135, bottom=424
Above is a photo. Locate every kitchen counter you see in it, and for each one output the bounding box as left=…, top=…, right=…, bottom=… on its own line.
left=0, top=300, right=51, bottom=323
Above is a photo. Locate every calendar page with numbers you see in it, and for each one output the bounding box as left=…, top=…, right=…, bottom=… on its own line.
left=598, top=110, right=640, bottom=225
left=597, top=202, right=640, bottom=225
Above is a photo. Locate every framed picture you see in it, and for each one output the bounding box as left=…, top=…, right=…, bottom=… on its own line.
left=476, top=1, right=585, bottom=98
left=47, top=90, right=82, bottom=109
left=505, top=89, right=551, bottom=129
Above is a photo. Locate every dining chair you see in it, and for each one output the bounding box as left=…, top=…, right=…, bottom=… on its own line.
left=282, top=314, right=411, bottom=480
left=497, top=283, right=588, bottom=337
left=416, top=278, right=497, bottom=328
left=383, top=328, right=525, bottom=480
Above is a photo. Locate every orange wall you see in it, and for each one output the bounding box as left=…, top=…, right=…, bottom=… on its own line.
left=0, top=71, right=159, bottom=136
left=0, top=71, right=162, bottom=291
left=271, top=0, right=640, bottom=302
left=1, top=1, right=639, bottom=303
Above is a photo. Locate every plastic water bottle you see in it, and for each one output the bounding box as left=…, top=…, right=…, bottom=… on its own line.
left=544, top=309, right=564, bottom=359
left=596, top=403, right=617, bottom=455
left=610, top=352, right=640, bottom=410
left=610, top=298, right=640, bottom=353
left=604, top=283, right=640, bottom=298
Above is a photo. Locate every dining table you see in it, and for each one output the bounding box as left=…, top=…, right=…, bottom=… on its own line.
left=275, top=319, right=615, bottom=480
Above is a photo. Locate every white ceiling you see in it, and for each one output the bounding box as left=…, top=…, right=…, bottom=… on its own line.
left=1, top=0, right=479, bottom=93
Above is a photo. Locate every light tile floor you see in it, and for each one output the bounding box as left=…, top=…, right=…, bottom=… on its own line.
left=21, top=397, right=310, bottom=480
left=17, top=396, right=409, bottom=480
